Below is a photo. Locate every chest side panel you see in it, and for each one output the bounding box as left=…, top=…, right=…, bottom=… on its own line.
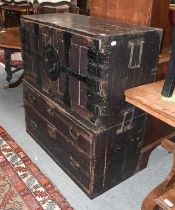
left=105, top=30, right=161, bottom=126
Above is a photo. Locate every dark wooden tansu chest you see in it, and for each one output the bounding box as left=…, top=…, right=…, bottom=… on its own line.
left=21, top=13, right=162, bottom=198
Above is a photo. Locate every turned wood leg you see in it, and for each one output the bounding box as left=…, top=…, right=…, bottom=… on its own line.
left=142, top=139, right=175, bottom=210
left=8, top=72, right=24, bottom=88
left=142, top=182, right=166, bottom=210
left=4, top=48, right=12, bottom=82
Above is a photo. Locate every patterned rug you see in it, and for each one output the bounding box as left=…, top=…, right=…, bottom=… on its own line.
left=0, top=126, right=73, bottom=210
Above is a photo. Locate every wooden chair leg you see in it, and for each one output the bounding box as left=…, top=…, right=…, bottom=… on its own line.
left=8, top=72, right=24, bottom=88
left=4, top=48, right=12, bottom=83
left=161, top=27, right=175, bottom=97
left=142, top=182, right=166, bottom=210
left=142, top=139, right=175, bottom=210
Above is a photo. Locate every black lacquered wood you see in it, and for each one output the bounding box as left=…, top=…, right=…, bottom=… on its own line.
left=21, top=13, right=163, bottom=198
left=162, top=27, right=175, bottom=97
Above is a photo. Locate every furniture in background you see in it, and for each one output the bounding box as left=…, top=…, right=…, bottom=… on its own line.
left=161, top=28, right=175, bottom=98
left=90, top=0, right=175, bottom=172
left=77, top=0, right=89, bottom=15
left=0, top=27, right=22, bottom=88
left=161, top=7, right=175, bottom=98
left=0, top=0, right=33, bottom=28
left=0, top=0, right=78, bottom=88
left=21, top=12, right=162, bottom=198
left=144, top=139, right=175, bottom=210
left=34, top=0, right=78, bottom=15
left=0, top=0, right=78, bottom=27
left=0, top=0, right=32, bottom=88
left=124, top=81, right=175, bottom=210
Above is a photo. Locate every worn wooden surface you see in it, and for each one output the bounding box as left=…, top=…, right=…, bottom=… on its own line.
left=91, top=0, right=155, bottom=25
left=0, top=27, right=20, bottom=49
left=90, top=0, right=172, bottom=51
left=142, top=139, right=175, bottom=210
left=90, top=0, right=172, bottom=76
left=155, top=186, right=175, bottom=209
left=24, top=80, right=146, bottom=198
left=125, top=80, right=175, bottom=128
left=21, top=13, right=162, bottom=128
left=90, top=0, right=174, bottom=166
left=21, top=13, right=162, bottom=198
left=88, top=0, right=175, bottom=188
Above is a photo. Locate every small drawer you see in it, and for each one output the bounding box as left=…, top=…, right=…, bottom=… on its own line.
left=23, top=82, right=43, bottom=108
left=23, top=81, right=57, bottom=127
left=54, top=109, right=93, bottom=157
left=23, top=81, right=93, bottom=157
left=25, top=102, right=91, bottom=191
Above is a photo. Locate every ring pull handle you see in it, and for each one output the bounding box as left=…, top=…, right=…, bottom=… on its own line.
left=44, top=45, right=61, bottom=81
left=48, top=88, right=54, bottom=98
left=47, top=107, right=54, bottom=116
left=48, top=124, right=56, bottom=139
left=115, top=145, right=121, bottom=151
left=31, top=120, right=38, bottom=130
left=28, top=94, right=36, bottom=104
left=69, top=127, right=80, bottom=140
left=70, top=156, right=80, bottom=169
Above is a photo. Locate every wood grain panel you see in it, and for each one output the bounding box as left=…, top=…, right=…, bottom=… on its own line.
left=106, top=0, right=154, bottom=26
left=151, top=0, right=173, bottom=51
left=90, top=0, right=107, bottom=18
left=91, top=0, right=154, bottom=26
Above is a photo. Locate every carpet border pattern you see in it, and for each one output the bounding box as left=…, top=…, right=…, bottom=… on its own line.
left=0, top=126, right=73, bottom=210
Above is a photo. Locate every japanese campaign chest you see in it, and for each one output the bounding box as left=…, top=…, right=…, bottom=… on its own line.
left=21, top=13, right=162, bottom=198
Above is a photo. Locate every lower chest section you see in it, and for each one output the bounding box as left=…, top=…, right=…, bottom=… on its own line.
left=24, top=80, right=147, bottom=198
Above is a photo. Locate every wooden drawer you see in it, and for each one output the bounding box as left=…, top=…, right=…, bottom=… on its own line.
left=24, top=101, right=91, bottom=191
left=23, top=81, right=93, bottom=157
left=23, top=81, right=56, bottom=125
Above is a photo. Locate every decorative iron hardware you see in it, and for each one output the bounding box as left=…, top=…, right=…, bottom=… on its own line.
left=44, top=45, right=61, bottom=81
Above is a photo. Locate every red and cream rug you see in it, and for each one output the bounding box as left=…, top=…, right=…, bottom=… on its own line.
left=0, top=49, right=22, bottom=66
left=0, top=126, right=73, bottom=210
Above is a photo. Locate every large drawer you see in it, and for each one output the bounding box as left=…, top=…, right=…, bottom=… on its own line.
left=24, top=101, right=92, bottom=192
left=23, top=80, right=93, bottom=157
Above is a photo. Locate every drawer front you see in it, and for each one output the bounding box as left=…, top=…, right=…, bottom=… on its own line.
left=23, top=82, right=56, bottom=125
left=24, top=102, right=91, bottom=191
left=23, top=81, right=93, bottom=156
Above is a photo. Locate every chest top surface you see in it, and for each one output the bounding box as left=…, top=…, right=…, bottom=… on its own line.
left=21, top=13, right=162, bottom=38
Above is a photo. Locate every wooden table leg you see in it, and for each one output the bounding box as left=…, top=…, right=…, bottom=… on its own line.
left=142, top=139, right=175, bottom=210
left=142, top=182, right=165, bottom=210
left=8, top=72, right=24, bottom=88
left=4, top=48, right=12, bottom=83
